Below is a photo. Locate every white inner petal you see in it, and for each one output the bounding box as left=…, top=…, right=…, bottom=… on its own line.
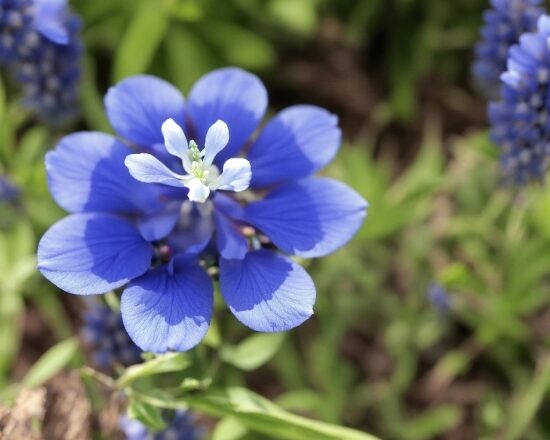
left=210, top=158, right=252, bottom=192
left=159, top=118, right=251, bottom=203
left=203, top=120, right=230, bottom=166
left=161, top=119, right=191, bottom=172
left=185, top=179, right=211, bottom=204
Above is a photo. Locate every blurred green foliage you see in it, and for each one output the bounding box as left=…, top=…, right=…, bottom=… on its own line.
left=2, top=0, right=550, bottom=439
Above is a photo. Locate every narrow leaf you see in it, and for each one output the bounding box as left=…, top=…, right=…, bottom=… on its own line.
left=117, top=353, right=190, bottom=388
left=22, top=337, right=79, bottom=388
left=221, top=333, right=285, bottom=371
left=113, top=0, right=168, bottom=81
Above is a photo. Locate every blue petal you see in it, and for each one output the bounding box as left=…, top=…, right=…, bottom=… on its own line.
left=121, top=256, right=213, bottom=353
left=137, top=204, right=180, bottom=241
left=38, top=213, right=153, bottom=295
left=46, top=132, right=164, bottom=215
left=244, top=178, right=367, bottom=258
left=105, top=75, right=186, bottom=147
left=214, top=210, right=248, bottom=260
left=187, top=68, right=267, bottom=166
left=220, top=250, right=315, bottom=332
left=34, top=0, right=69, bottom=44
left=167, top=202, right=214, bottom=255
left=125, top=154, right=186, bottom=188
left=213, top=193, right=245, bottom=220
left=248, top=106, right=341, bottom=187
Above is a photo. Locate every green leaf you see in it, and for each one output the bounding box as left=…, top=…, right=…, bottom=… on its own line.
left=504, top=355, right=550, bottom=440
left=133, top=386, right=379, bottom=440
left=29, top=289, right=73, bottom=340
left=401, top=405, right=462, bottom=440
left=117, top=353, right=190, bottom=388
left=392, top=117, right=444, bottom=204
left=81, top=56, right=112, bottom=133
left=201, top=22, right=276, bottom=70
left=113, top=0, right=169, bottom=81
left=220, top=333, right=285, bottom=371
left=267, top=0, right=317, bottom=34
left=22, top=337, right=79, bottom=389
left=0, top=288, right=23, bottom=386
left=128, top=399, right=166, bottom=431
left=213, top=417, right=248, bottom=440
left=12, top=127, right=48, bottom=170
left=165, top=0, right=204, bottom=21
left=202, top=318, right=221, bottom=348
left=275, top=389, right=325, bottom=416
left=7, top=220, right=35, bottom=263
left=3, top=255, right=36, bottom=296
left=166, top=27, right=217, bottom=92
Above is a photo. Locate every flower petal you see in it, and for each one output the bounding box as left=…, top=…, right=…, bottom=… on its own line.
left=244, top=177, right=367, bottom=258
left=220, top=250, right=315, bottom=332
left=38, top=213, right=153, bottom=295
left=213, top=193, right=246, bottom=220
left=203, top=120, right=229, bottom=166
left=35, top=0, right=69, bottom=44
left=125, top=153, right=186, bottom=188
left=137, top=204, right=180, bottom=242
left=185, top=179, right=210, bottom=203
left=121, top=257, right=213, bottom=353
left=161, top=118, right=189, bottom=166
left=211, top=158, right=251, bottom=192
left=248, top=105, right=341, bottom=187
left=167, top=202, right=215, bottom=255
left=187, top=68, right=267, bottom=165
left=46, top=132, right=163, bottom=215
left=214, top=210, right=248, bottom=260
left=105, top=75, right=186, bottom=147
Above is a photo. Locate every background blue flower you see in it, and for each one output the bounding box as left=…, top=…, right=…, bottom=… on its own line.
left=120, top=410, right=203, bottom=440
left=473, top=0, right=543, bottom=99
left=0, top=0, right=82, bottom=124
left=427, top=282, right=452, bottom=316
left=0, top=175, right=19, bottom=203
left=489, top=15, right=550, bottom=183
left=37, top=68, right=367, bottom=354
left=81, top=300, right=143, bottom=370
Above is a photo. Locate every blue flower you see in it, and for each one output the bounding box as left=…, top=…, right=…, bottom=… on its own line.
left=0, top=0, right=69, bottom=60
left=81, top=301, right=143, bottom=370
left=37, top=68, right=368, bottom=353
left=0, top=0, right=82, bottom=124
left=0, top=0, right=34, bottom=61
left=489, top=15, right=550, bottom=183
left=0, top=176, right=19, bottom=202
left=473, top=0, right=543, bottom=99
left=120, top=410, right=203, bottom=440
left=427, top=283, right=452, bottom=315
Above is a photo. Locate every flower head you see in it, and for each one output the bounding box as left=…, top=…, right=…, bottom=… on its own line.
left=125, top=119, right=251, bottom=204
left=0, top=0, right=82, bottom=123
left=473, top=0, right=543, bottom=99
left=37, top=68, right=368, bottom=353
left=0, top=176, right=19, bottom=203
left=81, top=301, right=143, bottom=370
left=489, top=15, right=550, bottom=183
left=120, top=410, right=203, bottom=440
left=427, top=283, right=452, bottom=316
left=0, top=0, right=34, bottom=61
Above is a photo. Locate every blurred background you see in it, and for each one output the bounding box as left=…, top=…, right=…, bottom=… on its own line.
left=2, top=0, right=550, bottom=438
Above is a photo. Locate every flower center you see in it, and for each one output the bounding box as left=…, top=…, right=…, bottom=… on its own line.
left=124, top=119, right=252, bottom=205
left=186, top=140, right=217, bottom=184
left=162, top=118, right=251, bottom=204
